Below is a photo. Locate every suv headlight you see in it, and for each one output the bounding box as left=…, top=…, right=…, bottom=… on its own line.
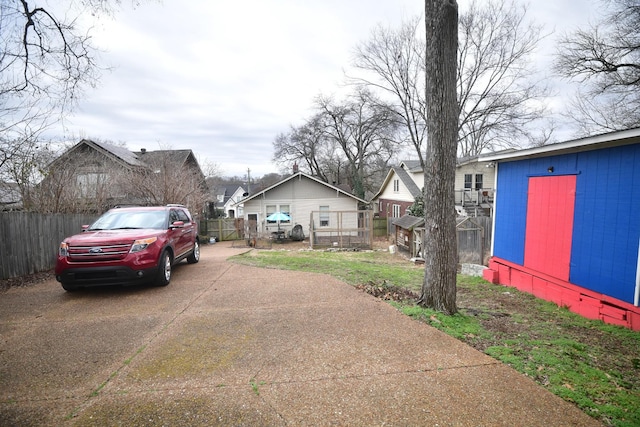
left=59, top=242, right=69, bottom=257
left=130, top=237, right=158, bottom=253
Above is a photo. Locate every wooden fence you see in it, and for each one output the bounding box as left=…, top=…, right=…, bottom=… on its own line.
left=373, top=217, right=387, bottom=237
left=0, top=212, right=97, bottom=280
left=456, top=216, right=493, bottom=265
left=199, top=218, right=244, bottom=241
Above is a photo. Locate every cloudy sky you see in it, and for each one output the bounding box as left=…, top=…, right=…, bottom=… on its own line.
left=54, top=0, right=596, bottom=178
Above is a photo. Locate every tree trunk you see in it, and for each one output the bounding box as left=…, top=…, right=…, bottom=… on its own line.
left=419, top=0, right=459, bottom=314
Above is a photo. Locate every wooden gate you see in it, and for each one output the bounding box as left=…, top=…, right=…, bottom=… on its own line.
left=456, top=217, right=484, bottom=264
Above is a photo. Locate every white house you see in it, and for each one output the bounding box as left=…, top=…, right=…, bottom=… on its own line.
left=371, top=161, right=422, bottom=219
left=222, top=186, right=246, bottom=218
left=238, top=172, right=368, bottom=240
left=372, top=156, right=497, bottom=218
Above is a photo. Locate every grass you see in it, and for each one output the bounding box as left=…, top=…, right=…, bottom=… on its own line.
left=230, top=248, right=640, bottom=427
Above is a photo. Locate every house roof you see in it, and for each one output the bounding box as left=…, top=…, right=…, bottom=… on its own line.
left=392, top=214, right=424, bottom=229
left=135, top=149, right=195, bottom=168
left=212, top=185, right=245, bottom=208
left=394, top=166, right=422, bottom=197
left=237, top=172, right=368, bottom=205
left=370, top=164, right=422, bottom=201
left=482, top=127, right=640, bottom=162
left=400, top=160, right=423, bottom=173
left=90, top=140, right=148, bottom=167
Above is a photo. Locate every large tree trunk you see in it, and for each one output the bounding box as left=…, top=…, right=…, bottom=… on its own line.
left=418, top=0, right=459, bottom=314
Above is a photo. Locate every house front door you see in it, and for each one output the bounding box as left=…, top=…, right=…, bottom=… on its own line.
left=247, top=214, right=258, bottom=236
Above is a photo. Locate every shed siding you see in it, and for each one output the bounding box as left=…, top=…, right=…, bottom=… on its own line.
left=570, top=144, right=640, bottom=303
left=493, top=143, right=640, bottom=305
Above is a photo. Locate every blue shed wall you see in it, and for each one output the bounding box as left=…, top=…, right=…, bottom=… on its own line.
left=493, top=143, right=640, bottom=304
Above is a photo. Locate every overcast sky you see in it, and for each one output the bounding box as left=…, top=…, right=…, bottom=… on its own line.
left=53, top=0, right=597, bottom=178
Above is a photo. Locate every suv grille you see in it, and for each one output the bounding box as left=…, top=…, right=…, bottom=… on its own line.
left=68, top=243, right=132, bottom=262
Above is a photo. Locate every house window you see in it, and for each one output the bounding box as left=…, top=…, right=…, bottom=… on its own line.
left=392, top=204, right=401, bottom=218
left=475, top=174, right=483, bottom=190
left=76, top=173, right=106, bottom=198
left=393, top=179, right=400, bottom=192
left=266, top=205, right=277, bottom=223
left=280, top=204, right=290, bottom=224
left=319, top=205, right=330, bottom=227
left=464, top=174, right=472, bottom=190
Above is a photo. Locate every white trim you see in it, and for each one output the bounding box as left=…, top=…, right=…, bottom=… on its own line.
left=482, top=127, right=640, bottom=162
left=635, top=237, right=640, bottom=306
left=489, top=163, right=498, bottom=256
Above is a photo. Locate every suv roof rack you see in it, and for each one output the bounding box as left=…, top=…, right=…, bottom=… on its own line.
left=166, top=204, right=186, bottom=207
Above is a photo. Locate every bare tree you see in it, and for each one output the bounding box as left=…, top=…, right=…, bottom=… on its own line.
left=121, top=150, right=208, bottom=213
left=0, top=1, right=100, bottom=132
left=457, top=0, right=549, bottom=155
left=555, top=0, right=640, bottom=134
left=0, top=139, right=55, bottom=210
left=351, top=16, right=427, bottom=166
left=273, top=88, right=399, bottom=198
left=419, top=0, right=459, bottom=314
left=351, top=0, right=549, bottom=159
left=33, top=143, right=127, bottom=213
left=315, top=89, right=400, bottom=199
left=0, top=1, right=137, bottom=207
left=272, top=115, right=332, bottom=182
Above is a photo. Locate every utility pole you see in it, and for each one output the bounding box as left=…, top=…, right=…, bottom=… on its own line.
left=246, top=168, right=251, bottom=195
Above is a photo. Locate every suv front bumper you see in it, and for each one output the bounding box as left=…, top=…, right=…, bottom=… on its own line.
left=56, top=264, right=159, bottom=287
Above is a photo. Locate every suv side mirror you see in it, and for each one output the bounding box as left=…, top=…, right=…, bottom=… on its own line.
left=170, top=221, right=185, bottom=229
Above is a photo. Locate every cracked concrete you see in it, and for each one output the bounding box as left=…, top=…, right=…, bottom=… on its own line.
left=0, top=243, right=601, bottom=426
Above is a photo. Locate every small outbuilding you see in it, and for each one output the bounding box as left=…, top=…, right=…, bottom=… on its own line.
left=482, top=128, right=640, bottom=330
left=392, top=215, right=424, bottom=258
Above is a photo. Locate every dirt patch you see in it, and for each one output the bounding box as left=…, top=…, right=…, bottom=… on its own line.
left=0, top=270, right=54, bottom=292
left=355, top=281, right=419, bottom=303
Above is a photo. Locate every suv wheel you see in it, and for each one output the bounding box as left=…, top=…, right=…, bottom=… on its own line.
left=187, top=240, right=200, bottom=264
left=155, top=250, right=172, bottom=286
left=61, top=282, right=78, bottom=292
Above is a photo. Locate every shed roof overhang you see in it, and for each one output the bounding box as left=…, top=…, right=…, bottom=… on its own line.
left=481, top=127, right=640, bottom=163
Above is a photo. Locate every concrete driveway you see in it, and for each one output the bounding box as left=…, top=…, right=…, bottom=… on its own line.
left=0, top=243, right=600, bottom=426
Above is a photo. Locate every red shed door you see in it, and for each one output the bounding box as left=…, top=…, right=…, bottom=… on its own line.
left=524, top=175, right=576, bottom=281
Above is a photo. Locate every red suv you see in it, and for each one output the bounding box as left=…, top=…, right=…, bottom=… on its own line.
left=55, top=205, right=200, bottom=291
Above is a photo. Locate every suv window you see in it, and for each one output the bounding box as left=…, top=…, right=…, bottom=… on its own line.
left=169, top=210, right=180, bottom=224
left=176, top=209, right=190, bottom=223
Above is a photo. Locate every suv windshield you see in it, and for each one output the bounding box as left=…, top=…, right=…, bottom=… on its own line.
left=89, top=210, right=168, bottom=231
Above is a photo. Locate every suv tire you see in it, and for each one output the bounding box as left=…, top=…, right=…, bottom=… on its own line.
left=186, top=240, right=200, bottom=264
left=61, top=282, right=78, bottom=292
left=155, top=250, right=172, bottom=286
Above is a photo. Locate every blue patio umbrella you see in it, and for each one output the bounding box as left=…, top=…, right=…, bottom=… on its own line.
left=266, top=212, right=291, bottom=233
left=266, top=212, right=291, bottom=222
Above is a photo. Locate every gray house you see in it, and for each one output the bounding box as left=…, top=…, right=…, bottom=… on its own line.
left=238, top=172, right=368, bottom=243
